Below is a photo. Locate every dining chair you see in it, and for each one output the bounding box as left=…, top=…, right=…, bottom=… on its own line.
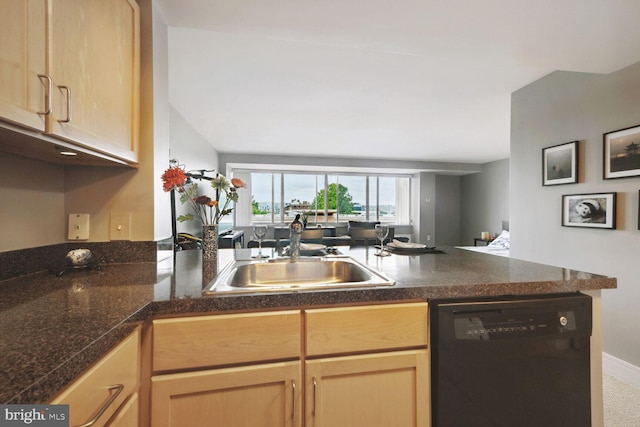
left=349, top=228, right=378, bottom=246
left=301, top=228, right=324, bottom=244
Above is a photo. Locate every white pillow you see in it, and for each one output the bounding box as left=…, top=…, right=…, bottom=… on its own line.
left=488, top=230, right=510, bottom=249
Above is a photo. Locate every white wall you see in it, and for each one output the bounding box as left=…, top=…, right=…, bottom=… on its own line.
left=511, top=62, right=640, bottom=367
left=169, top=106, right=220, bottom=235
left=146, top=0, right=173, bottom=242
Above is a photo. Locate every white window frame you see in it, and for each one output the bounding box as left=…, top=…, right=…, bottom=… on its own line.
left=233, top=169, right=412, bottom=226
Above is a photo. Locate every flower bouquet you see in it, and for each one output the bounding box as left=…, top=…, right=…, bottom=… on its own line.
left=161, top=164, right=245, bottom=260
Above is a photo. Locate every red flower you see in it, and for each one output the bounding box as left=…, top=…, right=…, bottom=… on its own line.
left=194, top=195, right=212, bottom=205
left=161, top=167, right=187, bottom=192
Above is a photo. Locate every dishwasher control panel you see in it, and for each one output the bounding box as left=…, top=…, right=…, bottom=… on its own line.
left=453, top=310, right=577, bottom=340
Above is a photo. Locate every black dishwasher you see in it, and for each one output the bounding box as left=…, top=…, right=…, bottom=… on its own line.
left=430, top=293, right=592, bottom=427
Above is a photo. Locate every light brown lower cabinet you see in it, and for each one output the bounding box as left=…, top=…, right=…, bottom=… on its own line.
left=148, top=302, right=430, bottom=427
left=50, top=328, right=140, bottom=427
left=305, top=350, right=430, bottom=427
left=151, top=361, right=302, bottom=427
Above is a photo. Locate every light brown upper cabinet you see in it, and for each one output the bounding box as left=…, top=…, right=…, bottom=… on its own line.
left=0, top=0, right=47, bottom=131
left=0, top=0, right=140, bottom=164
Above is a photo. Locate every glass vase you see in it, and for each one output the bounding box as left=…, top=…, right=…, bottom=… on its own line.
left=202, top=224, right=219, bottom=264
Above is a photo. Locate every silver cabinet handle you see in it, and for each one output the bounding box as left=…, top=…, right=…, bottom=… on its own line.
left=292, top=380, right=296, bottom=422
left=312, top=377, right=317, bottom=416
left=73, top=384, right=124, bottom=427
left=58, top=85, right=72, bottom=123
left=37, top=74, right=52, bottom=116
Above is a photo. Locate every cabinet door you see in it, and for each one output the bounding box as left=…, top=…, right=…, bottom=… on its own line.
left=151, top=361, right=302, bottom=427
left=305, top=350, right=430, bottom=427
left=107, top=392, right=138, bottom=427
left=51, top=329, right=140, bottom=427
left=0, top=0, right=47, bottom=130
left=48, top=0, right=139, bottom=163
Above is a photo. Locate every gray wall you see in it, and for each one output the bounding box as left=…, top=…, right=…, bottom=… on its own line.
left=511, top=62, right=640, bottom=367
left=435, top=175, right=461, bottom=245
left=460, top=158, right=510, bottom=245
left=414, top=172, right=436, bottom=244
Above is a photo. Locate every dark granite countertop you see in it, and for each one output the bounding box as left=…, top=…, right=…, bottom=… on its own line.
left=0, top=246, right=616, bottom=404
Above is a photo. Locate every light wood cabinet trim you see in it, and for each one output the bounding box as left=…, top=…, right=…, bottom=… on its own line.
left=153, top=310, right=302, bottom=372
left=305, top=302, right=428, bottom=356
left=151, top=361, right=302, bottom=427
left=50, top=328, right=140, bottom=427
left=305, top=349, right=430, bottom=427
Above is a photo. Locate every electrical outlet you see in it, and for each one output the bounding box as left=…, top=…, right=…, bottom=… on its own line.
left=110, top=213, right=131, bottom=240
left=427, top=235, right=431, bottom=241
left=68, top=213, right=90, bottom=240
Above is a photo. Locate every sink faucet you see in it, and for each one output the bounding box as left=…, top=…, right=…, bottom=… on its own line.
left=289, top=213, right=303, bottom=260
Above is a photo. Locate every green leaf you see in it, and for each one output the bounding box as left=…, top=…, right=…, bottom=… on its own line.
left=177, top=213, right=195, bottom=222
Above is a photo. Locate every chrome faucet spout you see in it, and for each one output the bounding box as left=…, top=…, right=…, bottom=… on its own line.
left=290, top=213, right=303, bottom=260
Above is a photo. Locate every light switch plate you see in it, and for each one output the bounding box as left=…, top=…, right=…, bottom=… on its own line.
left=68, top=213, right=90, bottom=240
left=110, top=213, right=131, bottom=240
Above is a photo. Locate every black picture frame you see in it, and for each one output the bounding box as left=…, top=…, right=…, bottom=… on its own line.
left=603, top=124, right=640, bottom=179
left=543, top=141, right=578, bottom=186
left=562, top=192, right=616, bottom=229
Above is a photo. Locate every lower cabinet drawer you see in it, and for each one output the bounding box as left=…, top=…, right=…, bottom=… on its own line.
left=152, top=310, right=302, bottom=372
left=50, top=328, right=140, bottom=427
left=306, top=302, right=428, bottom=356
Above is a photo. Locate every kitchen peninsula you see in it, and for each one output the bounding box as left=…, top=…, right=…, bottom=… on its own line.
left=0, top=247, right=616, bottom=424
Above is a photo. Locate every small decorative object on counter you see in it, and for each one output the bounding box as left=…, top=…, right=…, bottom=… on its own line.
left=51, top=248, right=102, bottom=276
left=201, top=224, right=219, bottom=262
left=66, top=248, right=93, bottom=266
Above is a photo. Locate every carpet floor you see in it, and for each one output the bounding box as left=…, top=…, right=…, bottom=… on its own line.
left=603, top=373, right=640, bottom=426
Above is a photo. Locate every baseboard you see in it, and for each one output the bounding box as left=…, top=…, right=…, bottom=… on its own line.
left=603, top=352, right=640, bottom=388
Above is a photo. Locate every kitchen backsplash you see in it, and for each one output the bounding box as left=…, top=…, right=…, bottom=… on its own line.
left=0, top=241, right=160, bottom=281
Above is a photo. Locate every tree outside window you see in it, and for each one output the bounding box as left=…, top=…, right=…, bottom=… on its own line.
left=314, top=183, right=354, bottom=215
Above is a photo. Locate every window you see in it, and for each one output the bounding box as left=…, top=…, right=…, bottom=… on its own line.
left=251, top=172, right=273, bottom=223
left=327, top=175, right=367, bottom=221
left=284, top=173, right=322, bottom=222
left=240, top=170, right=411, bottom=225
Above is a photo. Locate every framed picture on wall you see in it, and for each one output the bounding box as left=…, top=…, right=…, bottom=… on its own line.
left=562, top=192, right=616, bottom=229
left=604, top=124, right=640, bottom=179
left=542, top=141, right=578, bottom=186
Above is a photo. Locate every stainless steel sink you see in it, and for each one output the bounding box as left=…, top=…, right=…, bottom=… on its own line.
left=204, top=256, right=395, bottom=294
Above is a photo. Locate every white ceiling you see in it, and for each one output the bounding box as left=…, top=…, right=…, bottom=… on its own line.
left=157, top=0, right=640, bottom=164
